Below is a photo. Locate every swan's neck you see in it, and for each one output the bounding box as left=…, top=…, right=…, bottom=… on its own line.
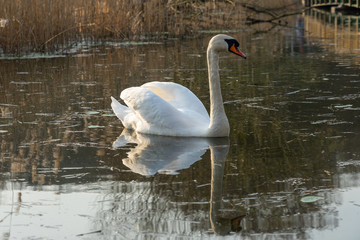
left=207, top=48, right=229, bottom=137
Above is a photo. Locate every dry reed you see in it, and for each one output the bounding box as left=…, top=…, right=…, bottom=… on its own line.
left=0, top=0, right=302, bottom=55
left=0, top=0, right=246, bottom=55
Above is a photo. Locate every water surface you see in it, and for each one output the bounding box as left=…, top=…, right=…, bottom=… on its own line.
left=0, top=12, right=360, bottom=239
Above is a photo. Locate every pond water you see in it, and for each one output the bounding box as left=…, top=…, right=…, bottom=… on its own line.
left=1, top=11, right=360, bottom=239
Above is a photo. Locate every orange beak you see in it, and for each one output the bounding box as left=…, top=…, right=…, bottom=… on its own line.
left=230, top=44, right=246, bottom=59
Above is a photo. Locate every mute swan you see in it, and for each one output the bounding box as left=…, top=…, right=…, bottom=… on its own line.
left=111, top=34, right=246, bottom=137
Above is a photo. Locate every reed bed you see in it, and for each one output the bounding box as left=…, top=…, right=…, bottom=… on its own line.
left=0, top=0, right=301, bottom=55
left=0, top=0, right=247, bottom=55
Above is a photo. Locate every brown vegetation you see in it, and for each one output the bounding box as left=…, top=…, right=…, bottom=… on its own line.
left=0, top=0, right=302, bottom=55
left=0, top=0, right=245, bottom=55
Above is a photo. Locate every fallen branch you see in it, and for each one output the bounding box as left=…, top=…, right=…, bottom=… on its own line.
left=38, top=23, right=95, bottom=51
left=244, top=6, right=315, bottom=26
left=240, top=2, right=279, bottom=18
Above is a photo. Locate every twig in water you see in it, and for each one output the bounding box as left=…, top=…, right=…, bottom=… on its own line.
left=38, top=23, right=95, bottom=51
left=76, top=230, right=102, bottom=236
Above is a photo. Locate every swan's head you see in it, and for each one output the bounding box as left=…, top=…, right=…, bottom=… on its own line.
left=208, top=34, right=246, bottom=59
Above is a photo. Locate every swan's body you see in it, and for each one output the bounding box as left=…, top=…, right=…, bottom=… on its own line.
left=111, top=34, right=246, bottom=137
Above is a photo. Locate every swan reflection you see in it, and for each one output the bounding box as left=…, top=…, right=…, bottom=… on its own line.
left=112, top=129, right=245, bottom=235
left=113, top=129, right=209, bottom=176
left=208, top=139, right=246, bottom=235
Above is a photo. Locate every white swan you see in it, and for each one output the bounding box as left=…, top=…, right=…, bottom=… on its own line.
left=111, top=34, right=246, bottom=137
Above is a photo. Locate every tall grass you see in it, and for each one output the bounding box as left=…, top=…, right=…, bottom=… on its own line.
left=0, top=0, right=245, bottom=55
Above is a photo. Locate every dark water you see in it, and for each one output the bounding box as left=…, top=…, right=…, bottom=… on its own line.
left=1, top=12, right=360, bottom=239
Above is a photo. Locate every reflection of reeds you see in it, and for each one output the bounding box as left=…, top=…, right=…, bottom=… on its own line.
left=0, top=0, right=244, bottom=55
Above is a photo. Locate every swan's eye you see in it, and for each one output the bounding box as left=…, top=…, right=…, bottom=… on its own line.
left=224, top=39, right=235, bottom=48
left=225, top=39, right=240, bottom=50
left=225, top=39, right=246, bottom=59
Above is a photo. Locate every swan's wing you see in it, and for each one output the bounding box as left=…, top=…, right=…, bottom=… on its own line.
left=111, top=96, right=131, bottom=123
left=141, top=82, right=209, bottom=119
left=120, top=86, right=196, bottom=134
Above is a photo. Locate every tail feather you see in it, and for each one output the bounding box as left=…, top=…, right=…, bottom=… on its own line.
left=111, top=96, right=130, bottom=123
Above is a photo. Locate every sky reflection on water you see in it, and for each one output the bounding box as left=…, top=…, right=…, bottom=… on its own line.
left=1, top=11, right=360, bottom=240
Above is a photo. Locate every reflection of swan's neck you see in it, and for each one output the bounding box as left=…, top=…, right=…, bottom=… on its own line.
left=209, top=143, right=229, bottom=234
left=207, top=48, right=229, bottom=137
